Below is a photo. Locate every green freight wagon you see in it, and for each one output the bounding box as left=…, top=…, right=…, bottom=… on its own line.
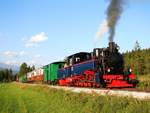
left=19, top=74, right=27, bottom=83
left=44, top=62, right=65, bottom=84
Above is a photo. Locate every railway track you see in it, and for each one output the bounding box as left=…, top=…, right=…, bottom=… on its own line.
left=97, top=87, right=150, bottom=93
left=18, top=82, right=150, bottom=100
left=48, top=85, right=150, bottom=100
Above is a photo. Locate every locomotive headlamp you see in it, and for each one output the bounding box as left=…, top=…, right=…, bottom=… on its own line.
left=129, top=68, right=132, bottom=73
left=107, top=68, right=111, bottom=72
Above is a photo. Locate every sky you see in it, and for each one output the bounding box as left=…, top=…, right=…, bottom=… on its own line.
left=0, top=0, right=150, bottom=67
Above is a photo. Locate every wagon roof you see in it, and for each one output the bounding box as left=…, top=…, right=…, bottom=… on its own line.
left=67, top=52, right=90, bottom=58
left=44, top=61, right=65, bottom=66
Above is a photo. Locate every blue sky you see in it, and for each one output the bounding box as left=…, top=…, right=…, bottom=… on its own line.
left=0, top=0, right=149, bottom=67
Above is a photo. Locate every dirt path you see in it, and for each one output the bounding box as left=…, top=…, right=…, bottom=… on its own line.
left=49, top=85, right=150, bottom=100
left=17, top=82, right=150, bottom=100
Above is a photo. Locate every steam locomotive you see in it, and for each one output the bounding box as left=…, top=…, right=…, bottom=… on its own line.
left=19, top=42, right=138, bottom=88
left=58, top=42, right=138, bottom=88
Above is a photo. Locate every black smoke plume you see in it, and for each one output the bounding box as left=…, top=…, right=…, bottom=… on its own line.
left=107, top=0, right=124, bottom=42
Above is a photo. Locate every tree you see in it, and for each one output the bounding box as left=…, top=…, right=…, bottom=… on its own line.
left=0, top=69, right=15, bottom=82
left=0, top=70, right=4, bottom=82
left=134, top=40, right=141, bottom=51
left=31, top=65, right=35, bottom=71
left=27, top=65, right=35, bottom=72
left=18, top=62, right=28, bottom=77
left=17, top=62, right=34, bottom=78
left=123, top=42, right=150, bottom=76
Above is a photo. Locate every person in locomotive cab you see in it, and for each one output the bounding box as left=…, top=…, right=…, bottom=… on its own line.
left=123, top=67, right=132, bottom=81
left=124, top=67, right=132, bottom=75
left=75, top=57, right=80, bottom=63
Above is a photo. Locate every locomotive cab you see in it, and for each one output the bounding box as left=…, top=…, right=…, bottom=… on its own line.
left=65, top=52, right=91, bottom=66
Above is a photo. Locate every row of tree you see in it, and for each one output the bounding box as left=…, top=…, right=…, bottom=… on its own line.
left=0, top=69, right=16, bottom=82
left=0, top=63, right=35, bottom=82
left=123, top=41, right=150, bottom=76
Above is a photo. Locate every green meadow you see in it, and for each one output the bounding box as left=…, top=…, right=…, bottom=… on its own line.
left=0, top=82, right=150, bottom=113
left=137, top=75, right=150, bottom=91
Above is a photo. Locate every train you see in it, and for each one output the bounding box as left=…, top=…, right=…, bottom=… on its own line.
left=19, top=42, right=138, bottom=88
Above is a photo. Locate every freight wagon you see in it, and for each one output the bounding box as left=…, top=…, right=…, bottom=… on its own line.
left=43, top=62, right=65, bottom=84
left=18, top=74, right=27, bottom=83
left=26, top=68, right=44, bottom=82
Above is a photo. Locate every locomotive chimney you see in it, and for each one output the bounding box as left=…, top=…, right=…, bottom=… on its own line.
left=109, top=42, right=116, bottom=53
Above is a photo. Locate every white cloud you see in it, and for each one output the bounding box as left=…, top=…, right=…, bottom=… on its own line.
left=19, top=51, right=26, bottom=56
left=29, top=32, right=48, bottom=43
left=2, top=51, right=27, bottom=58
left=0, top=50, right=43, bottom=67
left=3, top=51, right=18, bottom=58
left=25, top=32, right=48, bottom=47
left=25, top=43, right=37, bottom=47
left=34, top=54, right=41, bottom=58
left=5, top=60, right=19, bottom=65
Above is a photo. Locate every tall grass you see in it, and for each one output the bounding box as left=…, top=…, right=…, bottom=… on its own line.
left=0, top=83, right=150, bottom=113
left=137, top=75, right=150, bottom=91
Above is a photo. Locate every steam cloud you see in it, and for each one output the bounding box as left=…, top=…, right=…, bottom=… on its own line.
left=107, top=0, right=124, bottom=42
left=95, top=0, right=124, bottom=43
left=95, top=20, right=109, bottom=41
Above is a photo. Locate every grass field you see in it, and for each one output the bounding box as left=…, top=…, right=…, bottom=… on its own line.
left=137, top=75, right=150, bottom=91
left=0, top=83, right=150, bottom=113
